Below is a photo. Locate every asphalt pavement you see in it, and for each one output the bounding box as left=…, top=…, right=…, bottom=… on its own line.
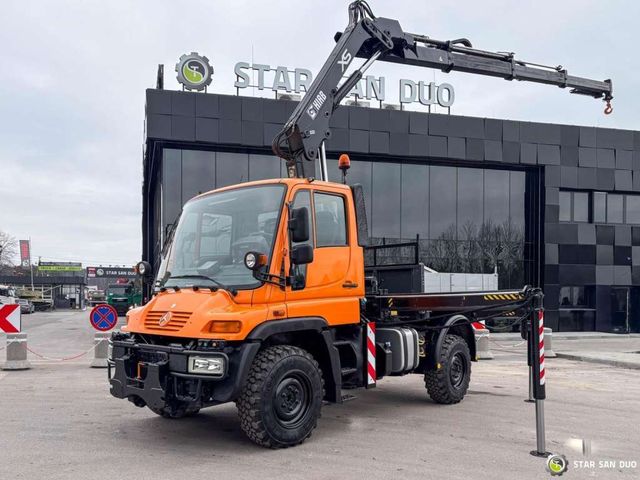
left=1, top=310, right=639, bottom=479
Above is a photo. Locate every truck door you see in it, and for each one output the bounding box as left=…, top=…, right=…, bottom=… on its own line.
left=285, top=187, right=360, bottom=325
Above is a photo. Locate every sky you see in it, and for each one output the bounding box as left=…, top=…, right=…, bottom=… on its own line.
left=1, top=0, right=639, bottom=268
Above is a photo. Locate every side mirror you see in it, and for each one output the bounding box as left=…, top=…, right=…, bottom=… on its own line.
left=244, top=251, right=268, bottom=271
left=288, top=207, right=310, bottom=243
left=290, top=244, right=314, bottom=265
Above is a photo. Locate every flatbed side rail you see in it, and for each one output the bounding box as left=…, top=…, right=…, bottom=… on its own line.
left=366, top=286, right=542, bottom=327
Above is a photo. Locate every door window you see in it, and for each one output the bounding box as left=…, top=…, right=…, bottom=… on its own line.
left=314, top=193, right=347, bottom=246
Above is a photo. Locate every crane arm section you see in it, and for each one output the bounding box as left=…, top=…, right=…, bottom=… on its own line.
left=273, top=0, right=613, bottom=178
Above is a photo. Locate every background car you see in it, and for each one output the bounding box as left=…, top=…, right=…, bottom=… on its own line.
left=17, top=298, right=35, bottom=314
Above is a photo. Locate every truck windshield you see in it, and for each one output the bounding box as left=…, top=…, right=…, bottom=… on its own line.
left=108, top=286, right=128, bottom=295
left=156, top=184, right=286, bottom=290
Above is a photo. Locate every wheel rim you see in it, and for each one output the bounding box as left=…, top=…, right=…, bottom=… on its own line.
left=449, top=352, right=467, bottom=389
left=273, top=370, right=312, bottom=429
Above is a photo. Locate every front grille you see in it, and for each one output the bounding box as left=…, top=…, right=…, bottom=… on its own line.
left=143, top=311, right=192, bottom=332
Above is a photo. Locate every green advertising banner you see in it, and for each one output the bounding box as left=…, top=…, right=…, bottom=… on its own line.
left=38, top=261, right=83, bottom=272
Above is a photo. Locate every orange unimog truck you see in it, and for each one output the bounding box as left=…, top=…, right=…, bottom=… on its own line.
left=108, top=0, right=612, bottom=448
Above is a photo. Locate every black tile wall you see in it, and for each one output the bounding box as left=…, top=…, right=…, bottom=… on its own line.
left=466, top=138, right=484, bottom=161
left=144, top=89, right=640, bottom=332
left=389, top=110, right=410, bottom=133
left=370, top=109, right=389, bottom=132
left=561, top=146, right=579, bottom=166
left=390, top=133, right=410, bottom=156
left=171, top=91, right=196, bottom=116
left=616, top=149, right=633, bottom=170
left=485, top=140, right=503, bottom=162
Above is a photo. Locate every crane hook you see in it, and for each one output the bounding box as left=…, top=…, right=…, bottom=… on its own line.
left=604, top=99, right=613, bottom=115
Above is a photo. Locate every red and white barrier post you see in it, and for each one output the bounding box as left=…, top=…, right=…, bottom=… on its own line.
left=366, top=322, right=376, bottom=388
left=528, top=293, right=550, bottom=457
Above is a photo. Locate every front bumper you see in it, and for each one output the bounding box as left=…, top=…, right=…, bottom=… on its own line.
left=108, top=333, right=260, bottom=410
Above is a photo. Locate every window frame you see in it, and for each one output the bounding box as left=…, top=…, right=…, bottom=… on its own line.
left=312, top=191, right=349, bottom=248
left=559, top=190, right=591, bottom=223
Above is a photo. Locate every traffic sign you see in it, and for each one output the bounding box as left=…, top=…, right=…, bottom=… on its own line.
left=0, top=304, right=21, bottom=333
left=90, top=304, right=118, bottom=331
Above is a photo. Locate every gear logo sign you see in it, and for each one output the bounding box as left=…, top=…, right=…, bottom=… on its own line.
left=546, top=454, right=569, bottom=476
left=175, top=52, right=213, bottom=91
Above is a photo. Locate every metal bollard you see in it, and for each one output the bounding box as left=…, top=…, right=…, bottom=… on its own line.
left=91, top=332, right=111, bottom=368
left=543, top=327, right=556, bottom=358
left=475, top=328, right=494, bottom=360
left=2, top=333, right=32, bottom=370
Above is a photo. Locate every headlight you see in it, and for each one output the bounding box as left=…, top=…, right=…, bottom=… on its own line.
left=188, top=356, right=226, bottom=376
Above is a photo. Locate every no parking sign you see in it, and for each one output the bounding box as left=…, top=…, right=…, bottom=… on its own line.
left=89, top=304, right=118, bottom=331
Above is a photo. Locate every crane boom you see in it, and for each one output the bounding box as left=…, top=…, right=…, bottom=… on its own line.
left=273, top=0, right=614, bottom=178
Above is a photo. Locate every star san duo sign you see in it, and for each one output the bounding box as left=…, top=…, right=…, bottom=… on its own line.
left=233, top=61, right=455, bottom=107
left=174, top=52, right=454, bottom=107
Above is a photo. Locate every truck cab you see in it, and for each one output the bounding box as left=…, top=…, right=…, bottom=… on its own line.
left=139, top=178, right=363, bottom=334
left=107, top=282, right=141, bottom=316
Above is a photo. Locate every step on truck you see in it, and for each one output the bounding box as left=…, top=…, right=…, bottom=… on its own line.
left=108, top=0, right=613, bottom=448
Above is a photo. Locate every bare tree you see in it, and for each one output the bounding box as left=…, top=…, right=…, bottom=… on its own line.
left=0, top=230, right=18, bottom=267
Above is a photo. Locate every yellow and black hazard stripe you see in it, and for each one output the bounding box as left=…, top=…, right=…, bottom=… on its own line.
left=482, top=292, right=523, bottom=301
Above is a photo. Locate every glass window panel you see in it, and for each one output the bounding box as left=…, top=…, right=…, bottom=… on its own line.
left=429, top=166, right=457, bottom=239
left=607, top=194, right=624, bottom=223
left=216, top=152, right=249, bottom=188
left=559, top=286, right=572, bottom=307
left=559, top=191, right=571, bottom=221
left=162, top=148, right=182, bottom=231
left=181, top=150, right=215, bottom=203
left=573, top=192, right=589, bottom=222
left=372, top=162, right=401, bottom=239
left=484, top=170, right=510, bottom=226
left=344, top=159, right=372, bottom=236
left=326, top=159, right=340, bottom=182
left=457, top=168, right=484, bottom=238
left=626, top=195, right=640, bottom=224
left=249, top=154, right=281, bottom=181
left=509, top=171, right=526, bottom=229
left=314, top=193, right=347, bottom=246
left=593, top=192, right=606, bottom=223
left=400, top=163, right=429, bottom=239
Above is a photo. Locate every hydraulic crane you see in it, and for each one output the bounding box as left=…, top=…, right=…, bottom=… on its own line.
left=273, top=0, right=614, bottom=179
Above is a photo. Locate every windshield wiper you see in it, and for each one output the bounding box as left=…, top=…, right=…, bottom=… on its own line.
left=164, top=275, right=238, bottom=296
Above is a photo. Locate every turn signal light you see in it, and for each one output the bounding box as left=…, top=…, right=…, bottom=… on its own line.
left=208, top=321, right=242, bottom=334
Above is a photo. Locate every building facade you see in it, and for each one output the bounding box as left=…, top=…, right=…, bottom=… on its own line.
left=142, top=89, right=640, bottom=333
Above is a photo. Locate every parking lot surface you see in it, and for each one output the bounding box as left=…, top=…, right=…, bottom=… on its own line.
left=1, top=310, right=639, bottom=479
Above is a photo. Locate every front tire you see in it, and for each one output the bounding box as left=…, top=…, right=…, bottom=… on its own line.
left=236, top=345, right=324, bottom=448
left=424, top=334, right=471, bottom=404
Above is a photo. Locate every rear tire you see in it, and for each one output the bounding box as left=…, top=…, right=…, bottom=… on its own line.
left=236, top=345, right=324, bottom=448
left=425, top=334, right=471, bottom=404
